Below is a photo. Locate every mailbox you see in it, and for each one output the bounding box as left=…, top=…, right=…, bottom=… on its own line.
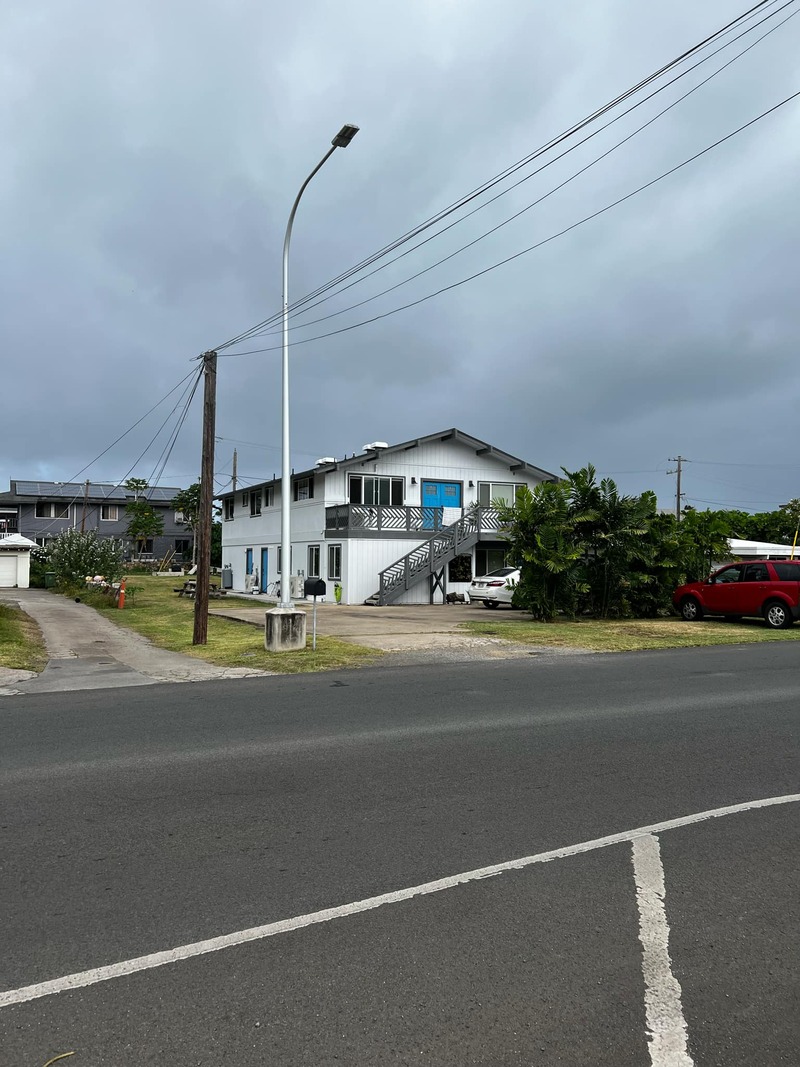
left=304, top=577, right=326, bottom=598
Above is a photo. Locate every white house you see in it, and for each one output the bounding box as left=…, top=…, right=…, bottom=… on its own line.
left=219, top=428, right=557, bottom=605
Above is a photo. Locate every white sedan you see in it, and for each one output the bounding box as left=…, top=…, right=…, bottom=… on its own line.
left=468, top=567, right=520, bottom=608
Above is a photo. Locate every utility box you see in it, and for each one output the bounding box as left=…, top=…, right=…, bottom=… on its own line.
left=221, top=568, right=233, bottom=590
left=304, top=578, right=326, bottom=598
left=290, top=574, right=305, bottom=599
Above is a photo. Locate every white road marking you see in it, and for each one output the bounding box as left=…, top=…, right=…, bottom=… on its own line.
left=1, top=791, right=797, bottom=1009
left=632, top=834, right=695, bottom=1067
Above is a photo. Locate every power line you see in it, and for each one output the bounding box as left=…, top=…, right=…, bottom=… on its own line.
left=212, top=0, right=783, bottom=354
left=217, top=87, right=800, bottom=360
left=233, top=0, right=798, bottom=344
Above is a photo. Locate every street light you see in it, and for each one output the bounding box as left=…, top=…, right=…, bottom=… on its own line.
left=272, top=124, right=359, bottom=640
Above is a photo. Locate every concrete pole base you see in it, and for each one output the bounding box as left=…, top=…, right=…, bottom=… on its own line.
left=265, top=607, right=307, bottom=652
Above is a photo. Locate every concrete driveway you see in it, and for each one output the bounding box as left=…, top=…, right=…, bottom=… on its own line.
left=211, top=596, right=536, bottom=654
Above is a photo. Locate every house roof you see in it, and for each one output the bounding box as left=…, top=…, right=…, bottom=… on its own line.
left=0, top=533, right=38, bottom=549
left=0, top=481, right=182, bottom=505
left=218, top=427, right=558, bottom=499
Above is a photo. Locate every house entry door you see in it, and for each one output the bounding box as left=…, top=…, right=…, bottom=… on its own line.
left=260, top=548, right=269, bottom=593
left=421, top=481, right=461, bottom=529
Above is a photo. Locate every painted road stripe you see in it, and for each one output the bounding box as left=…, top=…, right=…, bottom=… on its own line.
left=2, top=791, right=798, bottom=1009
left=633, top=834, right=694, bottom=1067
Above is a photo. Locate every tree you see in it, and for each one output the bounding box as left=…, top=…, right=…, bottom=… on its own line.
left=676, top=509, right=732, bottom=582
left=172, top=481, right=220, bottom=565
left=496, top=482, right=587, bottom=621
left=124, top=477, right=149, bottom=502
left=46, top=529, right=123, bottom=586
left=126, top=500, right=164, bottom=560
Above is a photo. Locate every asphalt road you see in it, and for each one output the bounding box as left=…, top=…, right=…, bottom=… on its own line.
left=2, top=643, right=799, bottom=1065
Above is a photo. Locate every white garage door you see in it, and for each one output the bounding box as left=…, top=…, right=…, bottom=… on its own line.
left=0, top=555, right=18, bottom=587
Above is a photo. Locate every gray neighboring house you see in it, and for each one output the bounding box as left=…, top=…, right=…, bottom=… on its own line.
left=0, top=481, right=193, bottom=562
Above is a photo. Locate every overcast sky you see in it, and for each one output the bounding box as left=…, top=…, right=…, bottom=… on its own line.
left=3, top=0, right=799, bottom=515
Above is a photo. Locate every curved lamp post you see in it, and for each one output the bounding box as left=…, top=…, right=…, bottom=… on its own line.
left=277, top=124, right=359, bottom=620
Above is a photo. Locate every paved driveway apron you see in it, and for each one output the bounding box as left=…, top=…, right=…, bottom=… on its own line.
left=0, top=589, right=264, bottom=694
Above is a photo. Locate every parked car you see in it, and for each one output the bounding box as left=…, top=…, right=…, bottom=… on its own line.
left=673, top=559, right=800, bottom=629
left=468, top=567, right=520, bottom=608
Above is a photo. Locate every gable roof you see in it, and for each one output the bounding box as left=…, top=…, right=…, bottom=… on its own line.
left=218, top=427, right=558, bottom=498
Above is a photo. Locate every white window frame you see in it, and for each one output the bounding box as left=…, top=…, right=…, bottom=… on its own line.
left=348, top=474, right=404, bottom=506
left=35, top=502, right=70, bottom=519
left=224, top=498, right=235, bottom=521
left=250, top=490, right=262, bottom=517
left=100, top=504, right=118, bottom=521
left=477, top=482, right=526, bottom=507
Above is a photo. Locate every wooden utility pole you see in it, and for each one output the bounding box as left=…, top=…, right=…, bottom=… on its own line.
left=193, top=350, right=217, bottom=646
left=668, top=456, right=685, bottom=522
left=80, top=479, right=90, bottom=532
left=232, top=448, right=238, bottom=493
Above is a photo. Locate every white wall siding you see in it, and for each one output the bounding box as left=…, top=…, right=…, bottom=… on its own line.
left=221, top=433, right=552, bottom=604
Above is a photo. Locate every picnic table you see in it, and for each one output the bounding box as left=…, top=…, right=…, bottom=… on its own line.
left=174, top=581, right=226, bottom=599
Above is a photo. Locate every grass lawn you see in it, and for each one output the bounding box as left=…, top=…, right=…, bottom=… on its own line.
left=82, top=575, right=381, bottom=674
left=461, top=614, right=800, bottom=652
left=0, top=603, right=48, bottom=672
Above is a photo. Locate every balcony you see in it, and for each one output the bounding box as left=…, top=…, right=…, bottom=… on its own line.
left=0, top=517, right=19, bottom=535
left=325, top=504, right=447, bottom=538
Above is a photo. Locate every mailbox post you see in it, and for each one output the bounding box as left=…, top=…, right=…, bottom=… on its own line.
left=304, top=578, right=326, bottom=650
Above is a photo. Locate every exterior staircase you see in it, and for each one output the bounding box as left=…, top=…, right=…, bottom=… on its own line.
left=365, top=507, right=504, bottom=606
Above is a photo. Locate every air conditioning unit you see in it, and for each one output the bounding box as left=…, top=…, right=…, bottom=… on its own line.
left=290, top=574, right=305, bottom=598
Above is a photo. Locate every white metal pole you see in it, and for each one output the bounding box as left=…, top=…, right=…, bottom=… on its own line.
left=278, top=125, right=359, bottom=614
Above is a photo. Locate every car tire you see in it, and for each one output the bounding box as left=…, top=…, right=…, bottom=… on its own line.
left=763, top=600, right=794, bottom=629
left=485, top=600, right=500, bottom=609
left=680, top=597, right=703, bottom=622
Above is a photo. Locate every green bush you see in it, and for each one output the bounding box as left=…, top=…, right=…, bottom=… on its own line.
left=45, top=529, right=124, bottom=586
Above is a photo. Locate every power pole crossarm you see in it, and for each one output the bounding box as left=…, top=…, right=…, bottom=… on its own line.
left=193, top=351, right=217, bottom=646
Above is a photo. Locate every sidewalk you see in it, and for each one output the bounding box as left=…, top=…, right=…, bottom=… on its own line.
left=0, top=589, right=266, bottom=696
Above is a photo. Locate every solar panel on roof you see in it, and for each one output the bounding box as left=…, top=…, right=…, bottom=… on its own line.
left=13, top=481, right=182, bottom=500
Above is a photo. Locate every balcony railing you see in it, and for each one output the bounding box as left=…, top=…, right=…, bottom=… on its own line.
left=0, top=518, right=19, bottom=535
left=325, top=504, right=445, bottom=535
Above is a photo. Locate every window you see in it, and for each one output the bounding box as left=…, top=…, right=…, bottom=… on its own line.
left=772, top=562, right=800, bottom=581
left=348, top=475, right=403, bottom=506
left=264, top=485, right=274, bottom=507
left=224, top=498, right=235, bottom=521
left=250, top=490, right=262, bottom=516
left=100, top=504, right=118, bottom=521
left=294, top=477, right=314, bottom=501
left=477, top=482, right=526, bottom=506
left=714, top=565, right=743, bottom=584
left=742, top=563, right=769, bottom=582
left=307, top=544, right=320, bottom=577
left=241, top=492, right=249, bottom=508
left=35, top=502, right=70, bottom=519
left=328, top=544, right=342, bottom=580
left=476, top=546, right=510, bottom=576
left=175, top=538, right=190, bottom=555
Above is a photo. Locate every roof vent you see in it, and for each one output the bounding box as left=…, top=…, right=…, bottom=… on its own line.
left=362, top=441, right=389, bottom=452
left=316, top=456, right=336, bottom=466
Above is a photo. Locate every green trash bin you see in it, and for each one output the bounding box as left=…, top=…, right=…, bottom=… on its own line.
left=44, top=572, right=57, bottom=588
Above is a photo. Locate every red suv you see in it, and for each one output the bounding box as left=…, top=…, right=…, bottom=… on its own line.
left=673, top=559, right=800, bottom=629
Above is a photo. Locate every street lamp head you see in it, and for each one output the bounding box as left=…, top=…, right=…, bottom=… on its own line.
left=332, top=124, right=359, bottom=148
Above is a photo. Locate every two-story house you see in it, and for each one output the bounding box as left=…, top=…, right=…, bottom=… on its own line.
left=0, top=481, right=193, bottom=562
left=219, top=428, right=557, bottom=605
